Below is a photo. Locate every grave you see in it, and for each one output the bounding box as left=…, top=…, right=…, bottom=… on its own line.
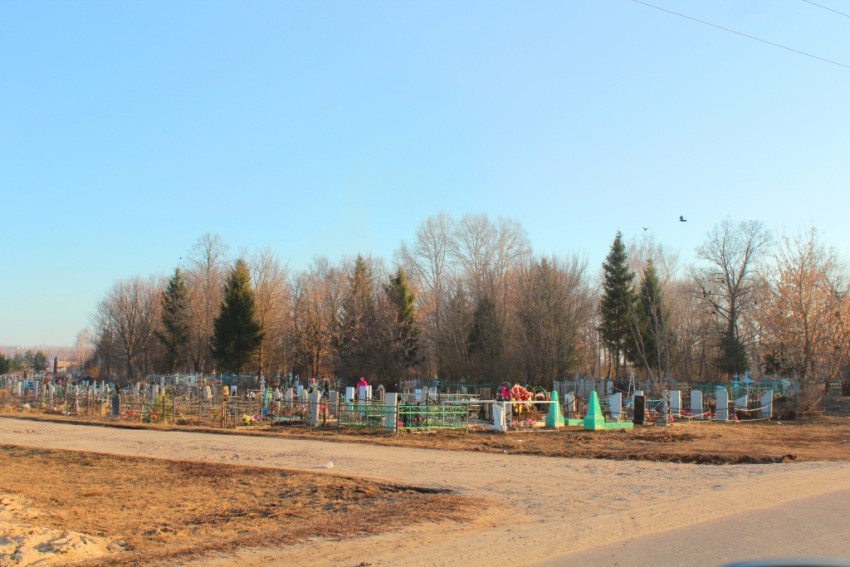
left=715, top=387, right=729, bottom=421
left=608, top=392, right=623, bottom=421
left=761, top=390, right=774, bottom=418
left=545, top=390, right=565, bottom=429
left=690, top=389, right=703, bottom=419
left=669, top=390, right=682, bottom=417
left=583, top=391, right=633, bottom=430
left=384, top=393, right=398, bottom=431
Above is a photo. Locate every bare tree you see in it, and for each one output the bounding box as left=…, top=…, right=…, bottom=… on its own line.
left=185, top=233, right=229, bottom=374
left=757, top=227, right=849, bottom=391
left=693, top=219, right=771, bottom=377
left=93, top=276, right=161, bottom=382
left=397, top=212, right=455, bottom=377
left=249, top=247, right=290, bottom=380
left=290, top=257, right=345, bottom=380
left=515, top=255, right=594, bottom=385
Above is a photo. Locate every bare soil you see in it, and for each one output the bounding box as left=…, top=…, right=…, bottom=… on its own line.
left=2, top=405, right=850, bottom=566
left=0, top=444, right=478, bottom=566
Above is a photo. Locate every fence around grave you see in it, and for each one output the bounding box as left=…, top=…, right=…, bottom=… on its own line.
left=0, top=378, right=473, bottom=433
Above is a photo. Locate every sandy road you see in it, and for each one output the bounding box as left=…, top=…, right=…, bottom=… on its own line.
left=1, top=418, right=849, bottom=566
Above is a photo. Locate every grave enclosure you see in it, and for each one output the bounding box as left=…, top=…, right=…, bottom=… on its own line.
left=0, top=374, right=807, bottom=434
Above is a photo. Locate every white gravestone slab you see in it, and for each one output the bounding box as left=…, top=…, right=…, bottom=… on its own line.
left=384, top=393, right=398, bottom=431
left=669, top=390, right=682, bottom=417
left=761, top=390, right=773, bottom=418
left=609, top=392, right=622, bottom=420
left=690, top=390, right=703, bottom=419
left=715, top=388, right=729, bottom=421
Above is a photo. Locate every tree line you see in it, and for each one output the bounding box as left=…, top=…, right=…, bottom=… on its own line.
left=86, top=214, right=850, bottom=392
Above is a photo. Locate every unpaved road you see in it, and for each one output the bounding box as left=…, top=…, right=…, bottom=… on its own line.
left=1, top=418, right=849, bottom=566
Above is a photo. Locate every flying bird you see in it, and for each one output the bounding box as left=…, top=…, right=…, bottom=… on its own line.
left=679, top=216, right=687, bottom=222
left=642, top=227, right=648, bottom=232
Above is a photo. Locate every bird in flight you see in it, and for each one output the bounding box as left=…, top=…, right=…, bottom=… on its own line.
left=642, top=226, right=648, bottom=231
left=679, top=216, right=687, bottom=222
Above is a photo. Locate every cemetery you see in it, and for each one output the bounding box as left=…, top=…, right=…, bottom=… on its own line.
left=0, top=372, right=835, bottom=433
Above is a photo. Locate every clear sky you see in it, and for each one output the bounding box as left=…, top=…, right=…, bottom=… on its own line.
left=2, top=0, right=849, bottom=347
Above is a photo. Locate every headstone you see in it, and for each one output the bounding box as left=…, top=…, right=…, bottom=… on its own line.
left=160, top=376, right=165, bottom=388
left=134, top=383, right=140, bottom=397
left=151, top=384, right=159, bottom=400
left=307, top=389, right=321, bottom=426
left=428, top=386, right=437, bottom=400
left=605, top=380, right=613, bottom=395
left=633, top=395, right=646, bottom=425
left=230, top=385, right=237, bottom=397
left=47, top=384, right=55, bottom=409
left=669, top=390, right=682, bottom=417
left=760, top=390, right=773, bottom=419
left=296, top=383, right=303, bottom=397
left=345, top=387, right=355, bottom=403
left=111, top=393, right=120, bottom=417
left=375, top=384, right=385, bottom=402
left=414, top=388, right=422, bottom=402
left=358, top=385, right=372, bottom=402
left=491, top=402, right=509, bottom=432
left=690, top=390, right=703, bottom=419
left=608, top=392, right=623, bottom=421
left=384, top=393, right=398, bottom=431
left=715, top=388, right=729, bottom=421
left=204, top=385, right=212, bottom=400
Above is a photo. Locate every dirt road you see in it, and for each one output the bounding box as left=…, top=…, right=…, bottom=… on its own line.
left=1, top=419, right=848, bottom=566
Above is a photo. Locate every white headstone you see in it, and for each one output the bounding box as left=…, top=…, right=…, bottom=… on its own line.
left=204, top=385, right=212, bottom=400
left=669, top=390, right=682, bottom=416
left=609, top=392, right=623, bottom=420
left=760, top=390, right=773, bottom=419
left=491, top=402, right=508, bottom=432
left=690, top=390, right=703, bottom=419
left=414, top=388, right=422, bottom=402
left=345, top=387, right=355, bottom=403
left=715, top=388, right=729, bottom=421
left=384, top=393, right=399, bottom=431
left=358, top=385, right=372, bottom=402
left=296, top=383, right=303, bottom=397
left=307, top=389, right=321, bottom=426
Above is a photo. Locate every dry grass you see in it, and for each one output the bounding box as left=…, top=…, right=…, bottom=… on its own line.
left=0, top=444, right=479, bottom=566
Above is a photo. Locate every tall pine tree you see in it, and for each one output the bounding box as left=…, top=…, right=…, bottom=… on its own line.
left=212, top=259, right=263, bottom=375
left=335, top=256, right=374, bottom=380
left=157, top=268, right=190, bottom=372
left=635, top=259, right=669, bottom=377
left=387, top=269, right=419, bottom=372
left=599, top=232, right=636, bottom=377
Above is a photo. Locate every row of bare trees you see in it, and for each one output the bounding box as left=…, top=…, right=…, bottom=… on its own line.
left=88, top=215, right=850, bottom=392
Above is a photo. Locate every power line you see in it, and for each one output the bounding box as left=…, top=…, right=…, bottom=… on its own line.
left=801, top=0, right=850, bottom=20
left=631, top=0, right=850, bottom=70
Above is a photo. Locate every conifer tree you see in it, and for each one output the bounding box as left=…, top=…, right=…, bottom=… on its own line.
left=212, top=259, right=263, bottom=375
left=386, top=268, right=419, bottom=370
left=635, top=259, right=669, bottom=377
left=599, top=232, right=636, bottom=377
left=157, top=268, right=190, bottom=372
left=335, top=256, right=374, bottom=379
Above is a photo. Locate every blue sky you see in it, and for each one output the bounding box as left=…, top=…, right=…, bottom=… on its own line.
left=2, top=0, right=849, bottom=346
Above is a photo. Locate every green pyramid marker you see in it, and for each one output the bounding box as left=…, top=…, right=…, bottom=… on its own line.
left=583, top=390, right=633, bottom=431
left=546, top=390, right=565, bottom=428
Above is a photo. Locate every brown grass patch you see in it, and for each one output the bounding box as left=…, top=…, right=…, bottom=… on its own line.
left=0, top=445, right=479, bottom=566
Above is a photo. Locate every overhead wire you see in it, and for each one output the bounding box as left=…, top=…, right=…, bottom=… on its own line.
left=630, top=0, right=850, bottom=70
left=801, top=0, right=850, bottom=20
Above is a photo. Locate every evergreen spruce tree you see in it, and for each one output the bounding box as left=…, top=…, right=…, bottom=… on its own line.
left=335, top=256, right=374, bottom=379
left=386, top=269, right=419, bottom=371
left=635, top=259, right=669, bottom=376
left=157, top=268, right=190, bottom=372
left=212, top=259, right=263, bottom=375
left=599, top=232, right=637, bottom=377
